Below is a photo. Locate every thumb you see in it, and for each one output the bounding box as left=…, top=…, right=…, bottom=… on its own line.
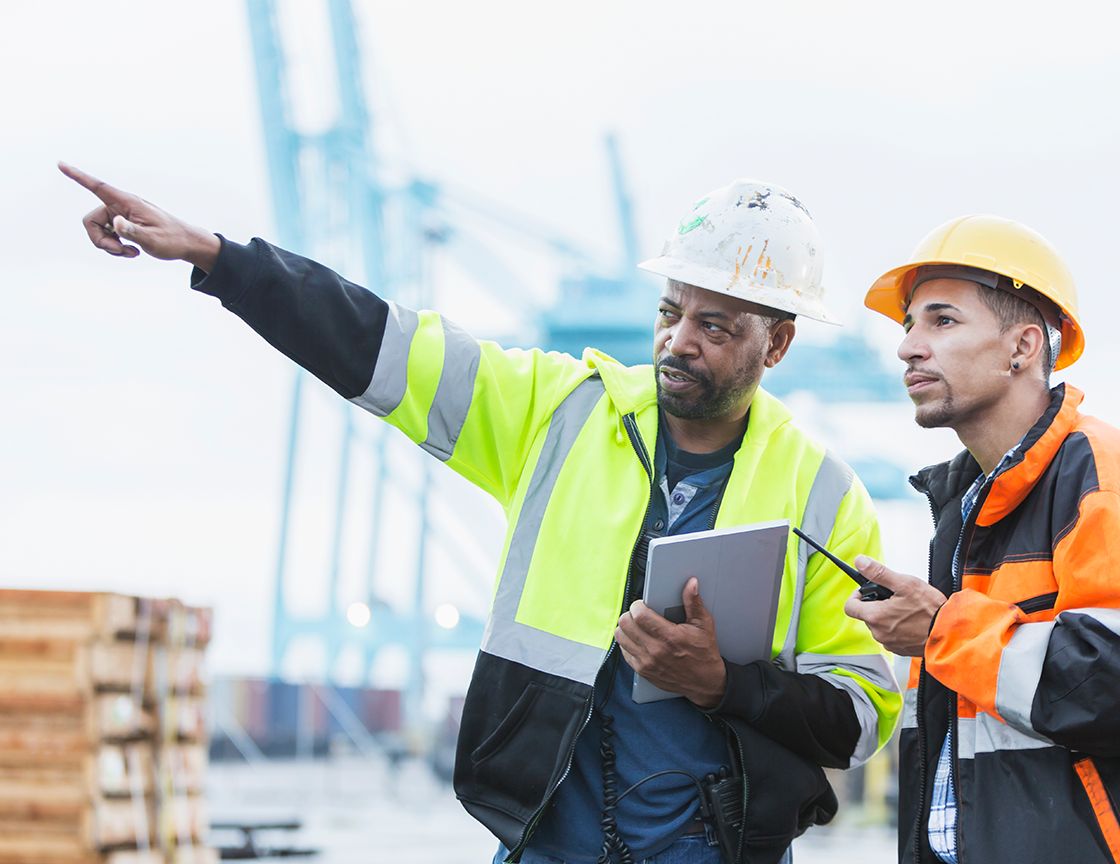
left=112, top=214, right=143, bottom=239
left=854, top=555, right=906, bottom=588
left=683, top=577, right=712, bottom=627
left=110, top=216, right=144, bottom=259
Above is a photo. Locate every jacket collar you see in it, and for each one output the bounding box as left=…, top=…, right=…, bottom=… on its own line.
left=910, top=383, right=1084, bottom=524
left=976, top=383, right=1082, bottom=526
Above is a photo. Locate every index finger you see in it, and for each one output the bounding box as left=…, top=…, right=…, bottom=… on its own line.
left=58, top=161, right=128, bottom=206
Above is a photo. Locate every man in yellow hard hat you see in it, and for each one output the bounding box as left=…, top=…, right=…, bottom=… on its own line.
left=846, top=215, right=1120, bottom=863
left=60, top=163, right=900, bottom=864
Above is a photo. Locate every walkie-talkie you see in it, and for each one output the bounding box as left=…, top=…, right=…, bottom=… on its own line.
left=698, top=766, right=745, bottom=864
left=792, top=527, right=893, bottom=601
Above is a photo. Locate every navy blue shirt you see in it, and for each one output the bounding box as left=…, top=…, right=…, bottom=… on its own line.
left=529, top=418, right=745, bottom=861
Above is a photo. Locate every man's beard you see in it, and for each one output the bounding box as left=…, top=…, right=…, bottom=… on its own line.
left=913, top=389, right=956, bottom=429
left=654, top=355, right=760, bottom=421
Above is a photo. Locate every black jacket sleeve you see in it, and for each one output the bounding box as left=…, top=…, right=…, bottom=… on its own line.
left=708, top=659, right=862, bottom=769
left=190, top=236, right=389, bottom=400
left=1032, top=611, right=1120, bottom=757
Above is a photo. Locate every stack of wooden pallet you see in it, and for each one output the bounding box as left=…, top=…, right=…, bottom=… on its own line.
left=0, top=590, right=217, bottom=864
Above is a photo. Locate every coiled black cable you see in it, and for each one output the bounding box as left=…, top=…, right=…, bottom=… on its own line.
left=595, top=529, right=712, bottom=864
left=596, top=702, right=632, bottom=864
left=596, top=650, right=633, bottom=864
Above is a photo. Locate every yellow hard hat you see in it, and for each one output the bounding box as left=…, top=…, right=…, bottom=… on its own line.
left=865, top=215, right=1084, bottom=370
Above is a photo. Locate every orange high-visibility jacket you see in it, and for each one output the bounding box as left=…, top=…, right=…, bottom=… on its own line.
left=901, top=384, right=1120, bottom=863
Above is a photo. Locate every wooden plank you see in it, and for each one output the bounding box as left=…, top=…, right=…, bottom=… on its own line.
left=0, top=640, right=153, bottom=697
left=0, top=726, right=90, bottom=761
left=0, top=836, right=88, bottom=864
left=0, top=847, right=167, bottom=864
left=0, top=850, right=162, bottom=864
left=94, top=797, right=156, bottom=848
left=0, top=743, right=155, bottom=807
left=0, top=592, right=143, bottom=642
left=0, top=807, right=91, bottom=862
left=104, top=853, right=165, bottom=864
left=0, top=694, right=155, bottom=744
left=91, top=643, right=150, bottom=692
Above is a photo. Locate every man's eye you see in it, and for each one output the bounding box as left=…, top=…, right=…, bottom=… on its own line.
left=936, top=316, right=954, bottom=326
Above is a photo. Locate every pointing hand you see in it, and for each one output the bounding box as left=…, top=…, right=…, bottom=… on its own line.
left=59, top=162, right=220, bottom=272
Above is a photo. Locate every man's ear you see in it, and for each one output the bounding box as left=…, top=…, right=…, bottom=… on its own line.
left=1009, top=321, right=1046, bottom=374
left=765, top=319, right=796, bottom=368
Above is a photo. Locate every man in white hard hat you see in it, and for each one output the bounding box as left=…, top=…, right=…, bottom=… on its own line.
left=62, top=163, right=899, bottom=864
left=846, top=216, right=1120, bottom=863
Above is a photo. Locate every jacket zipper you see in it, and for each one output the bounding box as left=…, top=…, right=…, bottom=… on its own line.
left=704, top=458, right=746, bottom=859
left=912, top=486, right=938, bottom=864
left=1017, top=592, right=1058, bottom=615
left=706, top=473, right=731, bottom=531
left=507, top=412, right=654, bottom=861
left=713, top=714, right=751, bottom=864
left=948, top=476, right=1001, bottom=864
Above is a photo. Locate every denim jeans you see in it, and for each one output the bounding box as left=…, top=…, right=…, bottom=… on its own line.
left=492, top=835, right=792, bottom=864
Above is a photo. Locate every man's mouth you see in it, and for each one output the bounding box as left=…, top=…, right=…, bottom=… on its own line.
left=657, top=361, right=702, bottom=393
left=903, top=369, right=939, bottom=395
left=661, top=367, right=694, bottom=383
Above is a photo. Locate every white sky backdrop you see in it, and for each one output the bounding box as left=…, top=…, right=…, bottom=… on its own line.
left=2, top=1, right=1118, bottom=694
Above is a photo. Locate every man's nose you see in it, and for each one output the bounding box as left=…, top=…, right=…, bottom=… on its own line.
left=667, top=318, right=700, bottom=356
left=898, top=327, right=928, bottom=363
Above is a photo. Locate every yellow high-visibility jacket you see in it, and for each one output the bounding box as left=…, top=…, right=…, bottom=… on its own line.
left=194, top=237, right=902, bottom=863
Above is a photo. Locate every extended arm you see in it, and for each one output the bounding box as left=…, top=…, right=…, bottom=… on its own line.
left=62, top=164, right=590, bottom=504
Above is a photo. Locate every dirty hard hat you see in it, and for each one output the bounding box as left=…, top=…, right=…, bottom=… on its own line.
left=638, top=179, right=839, bottom=324
left=865, top=215, right=1084, bottom=370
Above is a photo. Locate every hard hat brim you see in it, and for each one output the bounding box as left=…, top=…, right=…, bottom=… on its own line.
left=638, top=256, right=842, bottom=326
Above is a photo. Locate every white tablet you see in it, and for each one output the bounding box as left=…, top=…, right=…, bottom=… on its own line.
left=631, top=519, right=789, bottom=704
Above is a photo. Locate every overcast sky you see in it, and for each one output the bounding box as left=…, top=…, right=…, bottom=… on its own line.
left=2, top=1, right=1117, bottom=688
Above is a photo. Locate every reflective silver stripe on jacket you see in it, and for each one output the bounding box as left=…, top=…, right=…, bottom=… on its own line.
left=995, top=607, right=1120, bottom=735
left=994, top=620, right=1054, bottom=733
left=777, top=450, right=853, bottom=669
left=799, top=652, right=899, bottom=767
left=777, top=451, right=891, bottom=766
left=418, top=317, right=480, bottom=460
left=350, top=303, right=481, bottom=462
left=480, top=376, right=607, bottom=686
left=902, top=685, right=918, bottom=729
left=956, top=711, right=1053, bottom=759
left=352, top=300, right=418, bottom=417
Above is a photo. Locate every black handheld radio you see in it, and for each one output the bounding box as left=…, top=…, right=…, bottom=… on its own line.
left=792, top=527, right=893, bottom=601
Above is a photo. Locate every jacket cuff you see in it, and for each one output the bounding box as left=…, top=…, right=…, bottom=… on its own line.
left=189, top=234, right=261, bottom=305
left=701, top=659, right=766, bottom=721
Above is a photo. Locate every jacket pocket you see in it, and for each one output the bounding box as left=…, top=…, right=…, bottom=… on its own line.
left=462, top=680, right=587, bottom=819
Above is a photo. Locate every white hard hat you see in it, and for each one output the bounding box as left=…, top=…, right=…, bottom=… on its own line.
left=639, top=179, right=839, bottom=325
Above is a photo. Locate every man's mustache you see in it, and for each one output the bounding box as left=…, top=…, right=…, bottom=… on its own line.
left=657, top=356, right=711, bottom=388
